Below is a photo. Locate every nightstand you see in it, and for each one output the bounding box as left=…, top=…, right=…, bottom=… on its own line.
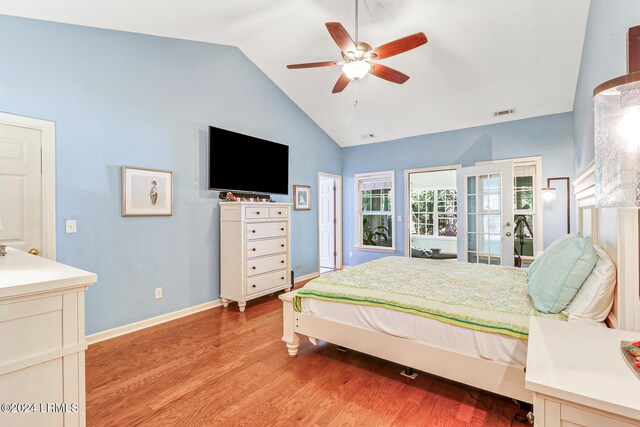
left=526, top=317, right=640, bottom=426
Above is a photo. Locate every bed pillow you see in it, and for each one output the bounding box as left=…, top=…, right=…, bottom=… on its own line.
left=528, top=235, right=597, bottom=313
left=563, top=245, right=615, bottom=322
left=527, top=234, right=576, bottom=278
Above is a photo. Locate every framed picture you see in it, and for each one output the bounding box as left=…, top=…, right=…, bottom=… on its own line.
left=122, top=166, right=173, bottom=216
left=294, top=185, right=311, bottom=210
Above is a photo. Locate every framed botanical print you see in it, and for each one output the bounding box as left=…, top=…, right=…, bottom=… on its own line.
left=122, top=166, right=173, bottom=216
left=294, top=185, right=311, bottom=211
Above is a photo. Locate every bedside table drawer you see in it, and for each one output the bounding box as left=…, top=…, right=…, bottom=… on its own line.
left=247, top=269, right=288, bottom=295
left=247, top=238, right=287, bottom=259
left=247, top=254, right=287, bottom=277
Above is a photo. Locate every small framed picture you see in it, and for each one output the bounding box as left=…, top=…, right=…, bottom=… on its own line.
left=122, top=166, right=173, bottom=216
left=294, top=185, right=311, bottom=211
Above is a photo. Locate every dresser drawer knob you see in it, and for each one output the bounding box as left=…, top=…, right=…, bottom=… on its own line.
left=252, top=248, right=256, bottom=251
left=252, top=266, right=256, bottom=270
left=252, top=284, right=256, bottom=288
left=281, top=277, right=285, bottom=280
left=251, top=230, right=256, bottom=233
left=280, top=228, right=284, bottom=231
left=281, top=260, right=285, bottom=264
left=278, top=211, right=282, bottom=214
left=281, top=244, right=285, bottom=247
left=256, top=211, right=260, bottom=215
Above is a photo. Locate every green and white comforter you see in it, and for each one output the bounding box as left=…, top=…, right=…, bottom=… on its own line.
left=295, top=257, right=565, bottom=339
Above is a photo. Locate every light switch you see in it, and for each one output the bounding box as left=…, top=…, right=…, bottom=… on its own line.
left=65, top=220, right=77, bottom=234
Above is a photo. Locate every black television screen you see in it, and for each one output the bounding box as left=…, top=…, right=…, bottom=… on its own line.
left=209, top=126, right=289, bottom=194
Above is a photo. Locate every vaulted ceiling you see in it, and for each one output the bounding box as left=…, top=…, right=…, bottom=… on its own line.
left=0, top=0, right=591, bottom=147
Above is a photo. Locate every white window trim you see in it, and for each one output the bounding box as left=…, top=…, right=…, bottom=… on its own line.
left=410, top=186, right=458, bottom=239
left=354, top=170, right=396, bottom=252
left=403, top=165, right=462, bottom=257
left=476, top=156, right=543, bottom=259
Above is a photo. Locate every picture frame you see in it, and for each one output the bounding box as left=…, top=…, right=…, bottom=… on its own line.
left=122, top=166, right=173, bottom=216
left=293, top=185, right=311, bottom=211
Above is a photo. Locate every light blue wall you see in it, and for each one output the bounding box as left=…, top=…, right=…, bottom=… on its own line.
left=573, top=1, right=640, bottom=172
left=0, top=15, right=341, bottom=334
left=342, top=113, right=576, bottom=266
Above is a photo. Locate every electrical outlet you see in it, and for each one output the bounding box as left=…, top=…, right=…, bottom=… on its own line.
left=155, top=288, right=163, bottom=299
left=397, top=215, right=402, bottom=222
left=349, top=251, right=354, bottom=258
left=65, top=220, right=77, bottom=234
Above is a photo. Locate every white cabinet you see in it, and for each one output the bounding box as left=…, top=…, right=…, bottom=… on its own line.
left=0, top=248, right=97, bottom=427
left=526, top=317, right=640, bottom=426
left=220, top=202, right=292, bottom=312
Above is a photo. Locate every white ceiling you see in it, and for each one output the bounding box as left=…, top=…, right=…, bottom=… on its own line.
left=0, top=0, right=591, bottom=147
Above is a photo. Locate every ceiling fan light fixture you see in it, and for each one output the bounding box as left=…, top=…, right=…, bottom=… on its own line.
left=342, top=60, right=371, bottom=80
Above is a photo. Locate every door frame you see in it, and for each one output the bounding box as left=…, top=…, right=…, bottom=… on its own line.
left=0, top=112, right=56, bottom=260
left=403, top=164, right=462, bottom=257
left=317, top=172, right=342, bottom=272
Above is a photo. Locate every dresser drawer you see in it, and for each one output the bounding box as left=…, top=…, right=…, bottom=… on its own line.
left=269, top=207, right=289, bottom=219
left=245, top=207, right=268, bottom=219
left=247, top=254, right=287, bottom=277
left=246, top=222, right=287, bottom=240
left=247, top=238, right=287, bottom=259
left=247, top=269, right=288, bottom=295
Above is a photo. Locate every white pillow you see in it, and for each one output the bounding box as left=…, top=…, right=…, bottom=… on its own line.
left=563, top=245, right=616, bottom=322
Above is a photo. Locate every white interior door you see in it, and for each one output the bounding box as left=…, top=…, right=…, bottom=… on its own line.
left=319, top=177, right=336, bottom=269
left=0, top=123, right=43, bottom=254
left=457, top=162, right=514, bottom=266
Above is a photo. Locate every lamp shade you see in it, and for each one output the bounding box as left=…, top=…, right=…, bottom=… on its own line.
left=594, top=75, right=640, bottom=207
left=342, top=61, right=371, bottom=80
left=541, top=187, right=556, bottom=212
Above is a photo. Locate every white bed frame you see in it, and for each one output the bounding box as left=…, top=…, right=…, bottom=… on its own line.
left=280, top=160, right=638, bottom=404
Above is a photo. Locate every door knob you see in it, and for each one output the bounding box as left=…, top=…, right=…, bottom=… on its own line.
left=505, top=232, right=512, bottom=237
left=28, top=248, right=40, bottom=256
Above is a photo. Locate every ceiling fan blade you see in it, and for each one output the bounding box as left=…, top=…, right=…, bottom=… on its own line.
left=326, top=22, right=356, bottom=53
left=370, top=64, right=410, bottom=84
left=287, top=61, right=339, bottom=69
left=371, top=32, right=427, bottom=60
left=332, top=73, right=351, bottom=93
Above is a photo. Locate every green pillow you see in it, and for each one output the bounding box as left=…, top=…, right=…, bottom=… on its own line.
left=528, top=235, right=597, bottom=313
left=527, top=234, right=576, bottom=278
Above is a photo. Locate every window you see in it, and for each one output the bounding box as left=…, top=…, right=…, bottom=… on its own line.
left=355, top=171, right=394, bottom=250
left=410, top=188, right=457, bottom=238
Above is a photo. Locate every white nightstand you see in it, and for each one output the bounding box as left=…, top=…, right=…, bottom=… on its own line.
left=526, top=317, right=640, bottom=426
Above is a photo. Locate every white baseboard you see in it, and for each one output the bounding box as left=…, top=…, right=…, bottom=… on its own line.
left=86, top=299, right=222, bottom=345
left=294, top=272, right=319, bottom=284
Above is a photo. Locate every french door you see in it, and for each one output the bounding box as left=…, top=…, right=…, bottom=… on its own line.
left=456, top=162, right=514, bottom=266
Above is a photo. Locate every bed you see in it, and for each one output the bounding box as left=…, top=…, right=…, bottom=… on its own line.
left=280, top=161, right=635, bottom=404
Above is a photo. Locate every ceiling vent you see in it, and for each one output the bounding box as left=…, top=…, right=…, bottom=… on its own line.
left=493, top=108, right=516, bottom=117
left=361, top=133, right=376, bottom=139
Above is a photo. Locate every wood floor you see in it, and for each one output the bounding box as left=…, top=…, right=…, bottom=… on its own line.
left=86, top=292, right=530, bottom=426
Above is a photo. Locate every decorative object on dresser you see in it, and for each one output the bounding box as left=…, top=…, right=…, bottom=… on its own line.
left=293, top=185, right=311, bottom=210
left=121, top=166, right=173, bottom=216
left=526, top=317, right=640, bottom=426
left=0, top=248, right=97, bottom=426
left=220, top=202, right=292, bottom=312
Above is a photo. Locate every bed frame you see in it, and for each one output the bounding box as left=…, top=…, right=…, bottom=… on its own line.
left=280, top=160, right=638, bottom=403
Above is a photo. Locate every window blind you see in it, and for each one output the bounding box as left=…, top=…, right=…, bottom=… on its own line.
left=357, top=175, right=392, bottom=191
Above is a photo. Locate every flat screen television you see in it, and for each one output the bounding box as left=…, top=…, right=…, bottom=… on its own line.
left=208, top=126, right=289, bottom=195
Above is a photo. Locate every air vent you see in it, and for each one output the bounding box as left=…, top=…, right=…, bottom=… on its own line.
left=493, top=108, right=516, bottom=117
left=361, top=133, right=376, bottom=139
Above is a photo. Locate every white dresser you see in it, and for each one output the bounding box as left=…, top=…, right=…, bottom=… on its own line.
left=0, top=248, right=97, bottom=427
left=220, top=202, right=292, bottom=312
left=526, top=317, right=640, bottom=426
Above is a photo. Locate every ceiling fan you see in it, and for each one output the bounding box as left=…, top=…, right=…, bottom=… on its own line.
left=286, top=0, right=428, bottom=93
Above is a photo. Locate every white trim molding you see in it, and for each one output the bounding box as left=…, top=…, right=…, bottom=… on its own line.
left=0, top=112, right=56, bottom=260
left=86, top=299, right=222, bottom=345
left=403, top=164, right=462, bottom=257
left=294, top=272, right=320, bottom=284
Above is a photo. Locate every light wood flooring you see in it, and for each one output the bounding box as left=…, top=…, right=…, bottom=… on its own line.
left=86, top=292, right=529, bottom=426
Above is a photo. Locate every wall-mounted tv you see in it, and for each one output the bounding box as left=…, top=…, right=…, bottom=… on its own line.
left=209, top=126, right=289, bottom=195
